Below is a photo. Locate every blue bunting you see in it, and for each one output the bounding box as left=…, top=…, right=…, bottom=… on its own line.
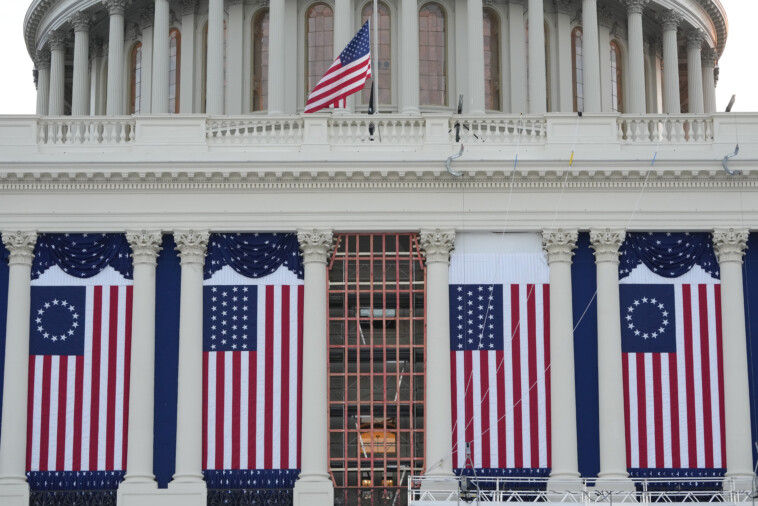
left=26, top=471, right=125, bottom=491
left=619, top=233, right=719, bottom=280
left=203, top=469, right=300, bottom=489
left=204, top=233, right=304, bottom=280
left=32, top=233, right=133, bottom=280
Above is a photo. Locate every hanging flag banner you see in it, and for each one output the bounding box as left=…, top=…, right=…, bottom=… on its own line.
left=619, top=232, right=726, bottom=478
left=202, top=233, right=304, bottom=489
left=26, top=233, right=134, bottom=490
left=449, top=233, right=551, bottom=476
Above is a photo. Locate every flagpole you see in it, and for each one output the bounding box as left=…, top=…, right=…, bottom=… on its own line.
left=373, top=0, right=379, bottom=112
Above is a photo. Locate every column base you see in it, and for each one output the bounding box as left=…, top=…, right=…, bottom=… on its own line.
left=293, top=475, right=333, bottom=506
left=0, top=481, right=29, bottom=506
left=164, top=478, right=207, bottom=506
left=119, top=482, right=206, bottom=506
left=546, top=475, right=584, bottom=501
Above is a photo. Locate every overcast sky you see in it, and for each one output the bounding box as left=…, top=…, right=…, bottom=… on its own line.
left=0, top=0, right=754, bottom=114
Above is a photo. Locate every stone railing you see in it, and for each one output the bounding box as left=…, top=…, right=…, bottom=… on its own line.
left=452, top=115, right=547, bottom=144
left=207, top=116, right=304, bottom=144
left=618, top=115, right=714, bottom=143
left=37, top=116, right=136, bottom=145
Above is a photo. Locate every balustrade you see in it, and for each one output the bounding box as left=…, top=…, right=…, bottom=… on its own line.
left=37, top=117, right=136, bottom=145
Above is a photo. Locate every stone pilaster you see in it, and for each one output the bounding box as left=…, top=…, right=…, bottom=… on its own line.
left=34, top=50, right=51, bottom=115
left=702, top=47, right=717, bottom=113
left=177, top=0, right=197, bottom=114
left=467, top=0, right=486, bottom=114
left=206, top=0, right=224, bottom=114
left=152, top=0, right=170, bottom=113
left=294, top=229, right=335, bottom=506
left=581, top=0, right=601, bottom=112
left=400, top=0, right=420, bottom=114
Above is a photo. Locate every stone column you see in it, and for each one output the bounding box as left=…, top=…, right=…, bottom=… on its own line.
left=712, top=229, right=754, bottom=487
left=120, top=232, right=162, bottom=492
left=419, top=230, right=456, bottom=483
left=644, top=39, right=661, bottom=113
left=226, top=0, right=245, bottom=115
left=702, top=48, right=717, bottom=114
left=268, top=0, right=285, bottom=114
left=90, top=38, right=108, bottom=115
left=555, top=0, right=574, bottom=113
left=104, top=0, right=128, bottom=115
left=589, top=229, right=632, bottom=488
left=582, top=0, right=602, bottom=112
left=400, top=0, right=420, bottom=114
left=206, top=0, right=224, bottom=114
left=170, top=231, right=210, bottom=504
left=542, top=230, right=581, bottom=487
left=0, top=232, right=36, bottom=506
left=294, top=229, right=334, bottom=506
left=467, top=0, right=486, bottom=114
left=597, top=6, right=612, bottom=113
left=624, top=0, right=649, bottom=114
left=660, top=10, right=682, bottom=114
left=34, top=50, right=51, bottom=116
left=71, top=12, right=91, bottom=116
left=48, top=30, right=67, bottom=116
left=178, top=0, right=197, bottom=114
left=527, top=0, right=546, bottom=113
left=152, top=0, right=170, bottom=113
left=137, top=6, right=155, bottom=115
left=333, top=0, right=354, bottom=113
left=686, top=29, right=705, bottom=114
left=508, top=1, right=527, bottom=114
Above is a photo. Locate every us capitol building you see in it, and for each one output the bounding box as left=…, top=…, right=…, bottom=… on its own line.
left=1, top=0, right=757, bottom=506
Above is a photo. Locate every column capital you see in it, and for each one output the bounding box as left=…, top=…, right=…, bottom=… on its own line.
left=659, top=9, right=683, bottom=31
left=174, top=230, right=210, bottom=265
left=419, top=229, right=456, bottom=264
left=2, top=232, right=38, bottom=266
left=48, top=30, right=68, bottom=51
left=127, top=230, right=163, bottom=265
left=298, top=229, right=335, bottom=264
left=102, top=0, right=130, bottom=16
left=622, top=0, right=649, bottom=15
left=686, top=28, right=706, bottom=50
left=554, top=0, right=576, bottom=15
left=139, top=4, right=155, bottom=29
left=176, top=0, right=198, bottom=16
left=701, top=47, right=716, bottom=68
left=589, top=228, right=625, bottom=263
left=713, top=228, right=749, bottom=264
left=70, top=11, right=92, bottom=32
left=542, top=229, right=578, bottom=264
left=34, top=49, right=51, bottom=70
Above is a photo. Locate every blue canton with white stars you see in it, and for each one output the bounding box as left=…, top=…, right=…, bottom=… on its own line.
left=30, top=286, right=86, bottom=356
left=449, top=284, right=505, bottom=351
left=339, top=21, right=371, bottom=65
left=620, top=284, right=677, bottom=354
left=619, top=232, right=719, bottom=280
left=204, top=233, right=303, bottom=281
left=203, top=285, right=258, bottom=352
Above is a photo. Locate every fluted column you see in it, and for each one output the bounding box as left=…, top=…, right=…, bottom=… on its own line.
left=590, top=229, right=632, bottom=488
left=467, top=0, right=486, bottom=114
left=542, top=230, right=581, bottom=485
left=70, top=13, right=91, bottom=116
left=152, top=0, right=170, bottom=113
left=170, top=231, right=210, bottom=495
left=333, top=0, right=354, bottom=112
left=712, top=229, right=754, bottom=486
left=555, top=0, right=574, bottom=112
left=294, top=230, right=335, bottom=506
left=136, top=7, right=155, bottom=115
left=508, top=1, right=527, bottom=113
left=660, top=10, right=682, bottom=114
left=623, top=0, right=649, bottom=114
left=268, top=0, right=285, bottom=114
left=702, top=48, right=717, bottom=114
left=0, top=232, right=37, bottom=506
left=178, top=0, right=197, bottom=114
left=34, top=50, right=51, bottom=115
left=582, top=0, right=601, bottom=112
left=226, top=0, right=245, bottom=114
left=597, top=6, right=612, bottom=112
left=104, top=0, right=128, bottom=115
left=206, top=0, right=224, bottom=114
left=48, top=30, right=67, bottom=116
left=686, top=29, right=705, bottom=114
left=120, top=232, right=163, bottom=489
left=400, top=0, right=420, bottom=114
left=90, top=39, right=107, bottom=115
left=527, top=0, right=546, bottom=113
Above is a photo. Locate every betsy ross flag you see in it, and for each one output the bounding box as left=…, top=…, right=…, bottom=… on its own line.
left=304, top=21, right=371, bottom=113
left=619, top=233, right=725, bottom=475
left=26, top=234, right=134, bottom=486
left=202, top=233, right=303, bottom=485
left=449, top=233, right=550, bottom=474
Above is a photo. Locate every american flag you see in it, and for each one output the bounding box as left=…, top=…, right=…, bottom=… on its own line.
left=449, top=243, right=551, bottom=473
left=304, top=21, right=372, bottom=113
left=27, top=282, right=133, bottom=473
left=202, top=281, right=303, bottom=471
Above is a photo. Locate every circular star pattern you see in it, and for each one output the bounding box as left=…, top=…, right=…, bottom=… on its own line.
left=625, top=296, right=670, bottom=340
left=35, top=298, right=79, bottom=343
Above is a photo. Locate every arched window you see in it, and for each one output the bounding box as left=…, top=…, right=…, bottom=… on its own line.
left=169, top=28, right=181, bottom=113
left=419, top=3, right=447, bottom=106
left=610, top=40, right=623, bottom=113
left=252, top=9, right=269, bottom=112
left=361, top=2, right=391, bottom=105
left=483, top=8, right=500, bottom=111
left=305, top=3, right=334, bottom=101
left=130, top=42, right=143, bottom=114
left=571, top=26, right=583, bottom=112
left=201, top=21, right=227, bottom=113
